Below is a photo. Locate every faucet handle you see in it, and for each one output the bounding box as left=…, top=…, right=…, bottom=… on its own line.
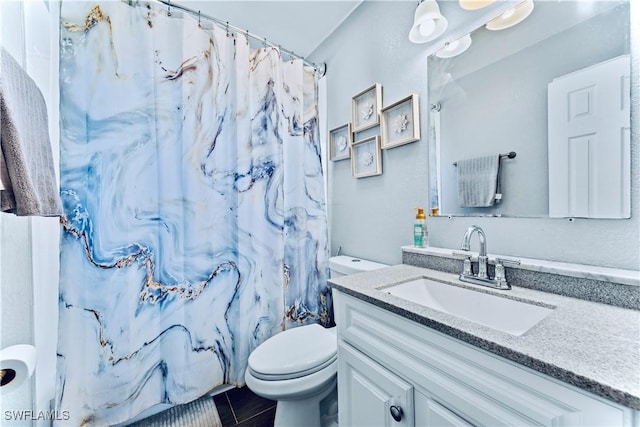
left=452, top=251, right=472, bottom=259
left=493, top=258, right=519, bottom=288
left=494, top=257, right=521, bottom=267
left=452, top=251, right=473, bottom=276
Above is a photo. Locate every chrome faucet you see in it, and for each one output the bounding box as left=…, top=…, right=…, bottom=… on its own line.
left=454, top=225, right=520, bottom=290
left=461, top=225, right=488, bottom=279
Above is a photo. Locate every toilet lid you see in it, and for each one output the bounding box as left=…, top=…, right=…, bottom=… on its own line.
left=248, top=323, right=337, bottom=379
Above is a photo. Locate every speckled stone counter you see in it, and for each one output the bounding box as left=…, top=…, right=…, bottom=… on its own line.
left=402, top=246, right=640, bottom=310
left=328, top=264, right=640, bottom=410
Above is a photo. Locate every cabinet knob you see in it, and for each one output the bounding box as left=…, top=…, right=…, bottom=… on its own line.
left=389, top=405, right=403, bottom=422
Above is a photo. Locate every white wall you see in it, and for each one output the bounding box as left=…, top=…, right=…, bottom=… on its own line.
left=0, top=218, right=34, bottom=427
left=1, top=5, right=35, bottom=425
left=310, top=1, right=639, bottom=270
left=0, top=1, right=60, bottom=424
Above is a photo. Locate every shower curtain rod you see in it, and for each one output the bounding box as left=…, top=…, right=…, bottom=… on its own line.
left=140, top=0, right=327, bottom=76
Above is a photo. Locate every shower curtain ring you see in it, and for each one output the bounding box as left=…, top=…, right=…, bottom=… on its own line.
left=263, top=38, right=267, bottom=49
left=167, top=0, right=171, bottom=16
left=198, top=10, right=201, bottom=27
left=226, top=21, right=230, bottom=37
left=315, top=63, right=327, bottom=77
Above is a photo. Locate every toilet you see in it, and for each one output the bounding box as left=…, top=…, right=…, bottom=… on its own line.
left=244, top=255, right=388, bottom=427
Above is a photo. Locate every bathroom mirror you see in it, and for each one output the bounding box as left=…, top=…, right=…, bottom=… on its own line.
left=428, top=0, right=631, bottom=218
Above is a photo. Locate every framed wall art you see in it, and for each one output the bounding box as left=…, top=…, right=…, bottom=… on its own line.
left=351, top=135, right=382, bottom=178
left=351, top=83, right=382, bottom=132
left=380, top=94, right=420, bottom=149
left=329, top=123, right=352, bottom=161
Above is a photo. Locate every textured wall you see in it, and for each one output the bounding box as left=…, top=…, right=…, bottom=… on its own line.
left=310, top=1, right=639, bottom=270
left=311, top=2, right=430, bottom=266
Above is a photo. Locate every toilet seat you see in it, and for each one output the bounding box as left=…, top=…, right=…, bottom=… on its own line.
left=245, top=359, right=337, bottom=401
left=249, top=354, right=336, bottom=381
left=248, top=323, right=337, bottom=381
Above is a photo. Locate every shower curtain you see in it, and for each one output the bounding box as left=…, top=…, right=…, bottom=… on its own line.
left=56, top=2, right=330, bottom=425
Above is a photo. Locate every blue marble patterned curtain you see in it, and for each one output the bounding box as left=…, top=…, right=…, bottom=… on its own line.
left=55, top=2, right=330, bottom=425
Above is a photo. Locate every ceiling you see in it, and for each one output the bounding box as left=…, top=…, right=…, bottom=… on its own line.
left=177, top=1, right=363, bottom=58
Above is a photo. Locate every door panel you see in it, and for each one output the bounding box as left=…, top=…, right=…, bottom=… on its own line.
left=338, top=342, right=414, bottom=427
left=415, top=392, right=473, bottom=427
left=548, top=55, right=630, bottom=218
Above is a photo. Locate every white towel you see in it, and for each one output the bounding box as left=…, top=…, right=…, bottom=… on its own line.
left=456, top=155, right=500, bottom=208
left=0, top=47, right=63, bottom=216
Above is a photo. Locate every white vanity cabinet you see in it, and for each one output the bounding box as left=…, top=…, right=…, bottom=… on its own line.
left=334, top=290, right=637, bottom=427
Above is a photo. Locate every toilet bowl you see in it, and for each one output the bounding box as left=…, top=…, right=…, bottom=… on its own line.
left=245, top=324, right=337, bottom=427
left=244, top=256, right=387, bottom=427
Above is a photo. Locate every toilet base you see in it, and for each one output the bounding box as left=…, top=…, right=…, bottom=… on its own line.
left=273, top=377, right=337, bottom=427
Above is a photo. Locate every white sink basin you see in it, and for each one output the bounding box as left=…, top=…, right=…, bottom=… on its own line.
left=383, top=278, right=554, bottom=336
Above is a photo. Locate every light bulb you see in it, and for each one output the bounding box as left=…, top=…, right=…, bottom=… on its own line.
left=419, top=19, right=436, bottom=37
left=409, top=0, right=449, bottom=44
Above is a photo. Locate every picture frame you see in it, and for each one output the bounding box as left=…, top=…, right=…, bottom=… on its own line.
left=380, top=94, right=420, bottom=149
left=351, top=83, right=383, bottom=133
left=351, top=135, right=382, bottom=178
left=329, top=123, right=352, bottom=161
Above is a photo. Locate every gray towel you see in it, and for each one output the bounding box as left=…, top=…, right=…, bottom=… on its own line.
left=1, top=47, right=63, bottom=216
left=456, top=155, right=500, bottom=208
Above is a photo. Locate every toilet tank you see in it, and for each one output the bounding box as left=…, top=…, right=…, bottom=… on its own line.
left=329, top=256, right=388, bottom=278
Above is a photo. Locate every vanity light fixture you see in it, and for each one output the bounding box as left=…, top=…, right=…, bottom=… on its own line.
left=485, top=0, right=534, bottom=31
left=409, top=0, right=448, bottom=43
left=459, top=0, right=496, bottom=11
left=435, top=34, right=472, bottom=58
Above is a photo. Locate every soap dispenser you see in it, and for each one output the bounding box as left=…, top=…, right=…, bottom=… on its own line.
left=414, top=208, right=427, bottom=248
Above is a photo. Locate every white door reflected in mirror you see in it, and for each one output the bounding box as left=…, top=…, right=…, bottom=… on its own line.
left=548, top=55, right=631, bottom=219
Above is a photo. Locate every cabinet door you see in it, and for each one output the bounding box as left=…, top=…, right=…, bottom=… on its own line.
left=415, top=392, right=472, bottom=427
left=338, top=342, right=414, bottom=427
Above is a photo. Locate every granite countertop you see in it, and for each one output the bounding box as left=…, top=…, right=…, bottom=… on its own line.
left=402, top=245, right=640, bottom=287
left=328, top=264, right=640, bottom=410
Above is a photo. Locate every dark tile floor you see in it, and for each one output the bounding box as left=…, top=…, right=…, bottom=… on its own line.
left=213, top=386, right=276, bottom=427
